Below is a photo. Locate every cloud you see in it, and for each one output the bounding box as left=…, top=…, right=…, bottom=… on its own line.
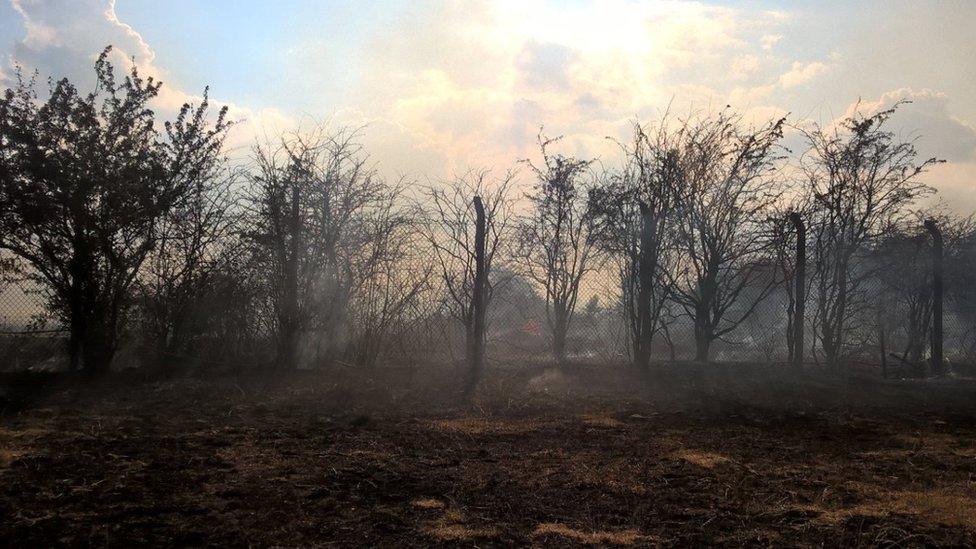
left=344, top=0, right=796, bottom=176
left=3, top=0, right=804, bottom=181
left=779, top=61, right=829, bottom=88
left=843, top=88, right=976, bottom=163
left=835, top=89, right=976, bottom=209
left=760, top=34, right=782, bottom=51
left=15, top=1, right=970, bottom=214
left=4, top=0, right=295, bottom=155
left=923, top=161, right=976, bottom=214
left=9, top=0, right=154, bottom=84
left=516, top=41, right=577, bottom=92
left=729, top=54, right=760, bottom=81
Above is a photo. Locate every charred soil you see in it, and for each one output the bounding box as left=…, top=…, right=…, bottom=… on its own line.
left=2, top=364, right=976, bottom=547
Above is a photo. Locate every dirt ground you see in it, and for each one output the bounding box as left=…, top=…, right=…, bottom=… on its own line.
left=3, top=363, right=976, bottom=547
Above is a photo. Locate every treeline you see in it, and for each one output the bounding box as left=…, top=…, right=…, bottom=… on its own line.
left=1, top=48, right=974, bottom=379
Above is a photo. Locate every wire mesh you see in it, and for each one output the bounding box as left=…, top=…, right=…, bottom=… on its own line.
left=2, top=236, right=972, bottom=375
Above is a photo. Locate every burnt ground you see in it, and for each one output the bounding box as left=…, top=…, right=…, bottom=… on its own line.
left=2, top=364, right=976, bottom=547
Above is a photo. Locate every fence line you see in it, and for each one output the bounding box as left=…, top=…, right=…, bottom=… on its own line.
left=0, top=211, right=971, bottom=375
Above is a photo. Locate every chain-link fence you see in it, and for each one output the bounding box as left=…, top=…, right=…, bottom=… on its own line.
left=2, top=221, right=972, bottom=375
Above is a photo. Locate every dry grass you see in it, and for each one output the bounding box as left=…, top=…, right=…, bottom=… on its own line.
left=580, top=413, right=623, bottom=428
left=786, top=483, right=976, bottom=530
left=0, top=447, right=23, bottom=468
left=5, top=367, right=976, bottom=546
left=533, top=522, right=648, bottom=545
left=670, top=448, right=730, bottom=468
left=430, top=417, right=549, bottom=435
left=425, top=523, right=498, bottom=541
left=842, top=483, right=976, bottom=528
left=410, top=498, right=445, bottom=509
left=422, top=507, right=498, bottom=541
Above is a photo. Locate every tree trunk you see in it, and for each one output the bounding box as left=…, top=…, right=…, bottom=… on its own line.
left=552, top=308, right=568, bottom=367
left=828, top=257, right=848, bottom=372
left=277, top=184, right=302, bottom=369
left=67, top=240, right=88, bottom=372
left=879, top=315, right=888, bottom=380
left=81, top=316, right=117, bottom=376
left=68, top=302, right=84, bottom=372
left=693, top=307, right=712, bottom=362
left=925, top=219, right=944, bottom=377
left=634, top=202, right=656, bottom=369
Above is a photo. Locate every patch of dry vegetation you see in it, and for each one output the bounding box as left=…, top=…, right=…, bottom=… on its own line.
left=422, top=507, right=498, bottom=541
left=671, top=448, right=730, bottom=468
left=430, top=417, right=550, bottom=435
left=580, top=413, right=623, bottom=428
left=533, top=522, right=649, bottom=545
left=410, top=498, right=445, bottom=509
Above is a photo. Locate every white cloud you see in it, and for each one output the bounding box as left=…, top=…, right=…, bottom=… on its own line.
left=779, top=61, right=829, bottom=88
left=760, top=34, right=782, bottom=51
left=831, top=89, right=976, bottom=211
left=11, top=1, right=971, bottom=214
left=842, top=88, right=976, bottom=162
left=345, top=0, right=794, bottom=176
left=729, top=54, right=760, bottom=81
left=4, top=0, right=295, bottom=155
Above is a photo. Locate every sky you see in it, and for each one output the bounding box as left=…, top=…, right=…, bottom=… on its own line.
left=1, top=0, right=975, bottom=211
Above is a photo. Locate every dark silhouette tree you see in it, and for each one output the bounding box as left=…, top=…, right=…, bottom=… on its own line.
left=801, top=102, right=937, bottom=370
left=669, top=111, right=786, bottom=362
left=246, top=126, right=420, bottom=369
left=136, top=163, right=241, bottom=369
left=418, top=170, right=515, bottom=388
left=516, top=133, right=599, bottom=366
left=590, top=120, right=686, bottom=369
left=0, top=47, right=229, bottom=374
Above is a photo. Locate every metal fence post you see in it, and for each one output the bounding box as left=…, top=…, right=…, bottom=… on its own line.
left=635, top=201, right=654, bottom=369
left=789, top=212, right=805, bottom=372
left=924, top=219, right=944, bottom=377
left=467, top=196, right=487, bottom=393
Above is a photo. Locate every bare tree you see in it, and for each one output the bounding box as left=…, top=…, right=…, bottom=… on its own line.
left=517, top=133, right=600, bottom=365
left=344, top=181, right=431, bottom=368
left=668, top=111, right=786, bottom=362
left=418, top=171, right=515, bottom=374
left=871, top=212, right=972, bottom=372
left=591, top=120, right=686, bottom=368
left=0, top=48, right=230, bottom=373
left=136, top=159, right=241, bottom=368
left=801, top=103, right=937, bottom=370
left=246, top=126, right=418, bottom=368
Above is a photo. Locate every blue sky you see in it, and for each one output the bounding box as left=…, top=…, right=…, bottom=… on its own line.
left=2, top=0, right=975, bottom=210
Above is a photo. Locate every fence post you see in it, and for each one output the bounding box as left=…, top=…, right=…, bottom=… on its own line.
left=635, top=201, right=654, bottom=369
left=467, top=196, right=487, bottom=394
left=789, top=212, right=805, bottom=373
left=878, top=312, right=888, bottom=380
left=925, top=219, right=944, bottom=377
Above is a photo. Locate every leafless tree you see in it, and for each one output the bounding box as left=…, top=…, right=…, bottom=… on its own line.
left=516, top=133, right=600, bottom=365
left=418, top=170, right=516, bottom=377
left=668, top=111, right=787, bottom=362
left=246, top=126, right=416, bottom=368
left=801, top=102, right=937, bottom=369
left=136, top=160, right=242, bottom=368
left=344, top=190, right=431, bottom=368
left=590, top=120, right=686, bottom=368
left=872, top=211, right=973, bottom=371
